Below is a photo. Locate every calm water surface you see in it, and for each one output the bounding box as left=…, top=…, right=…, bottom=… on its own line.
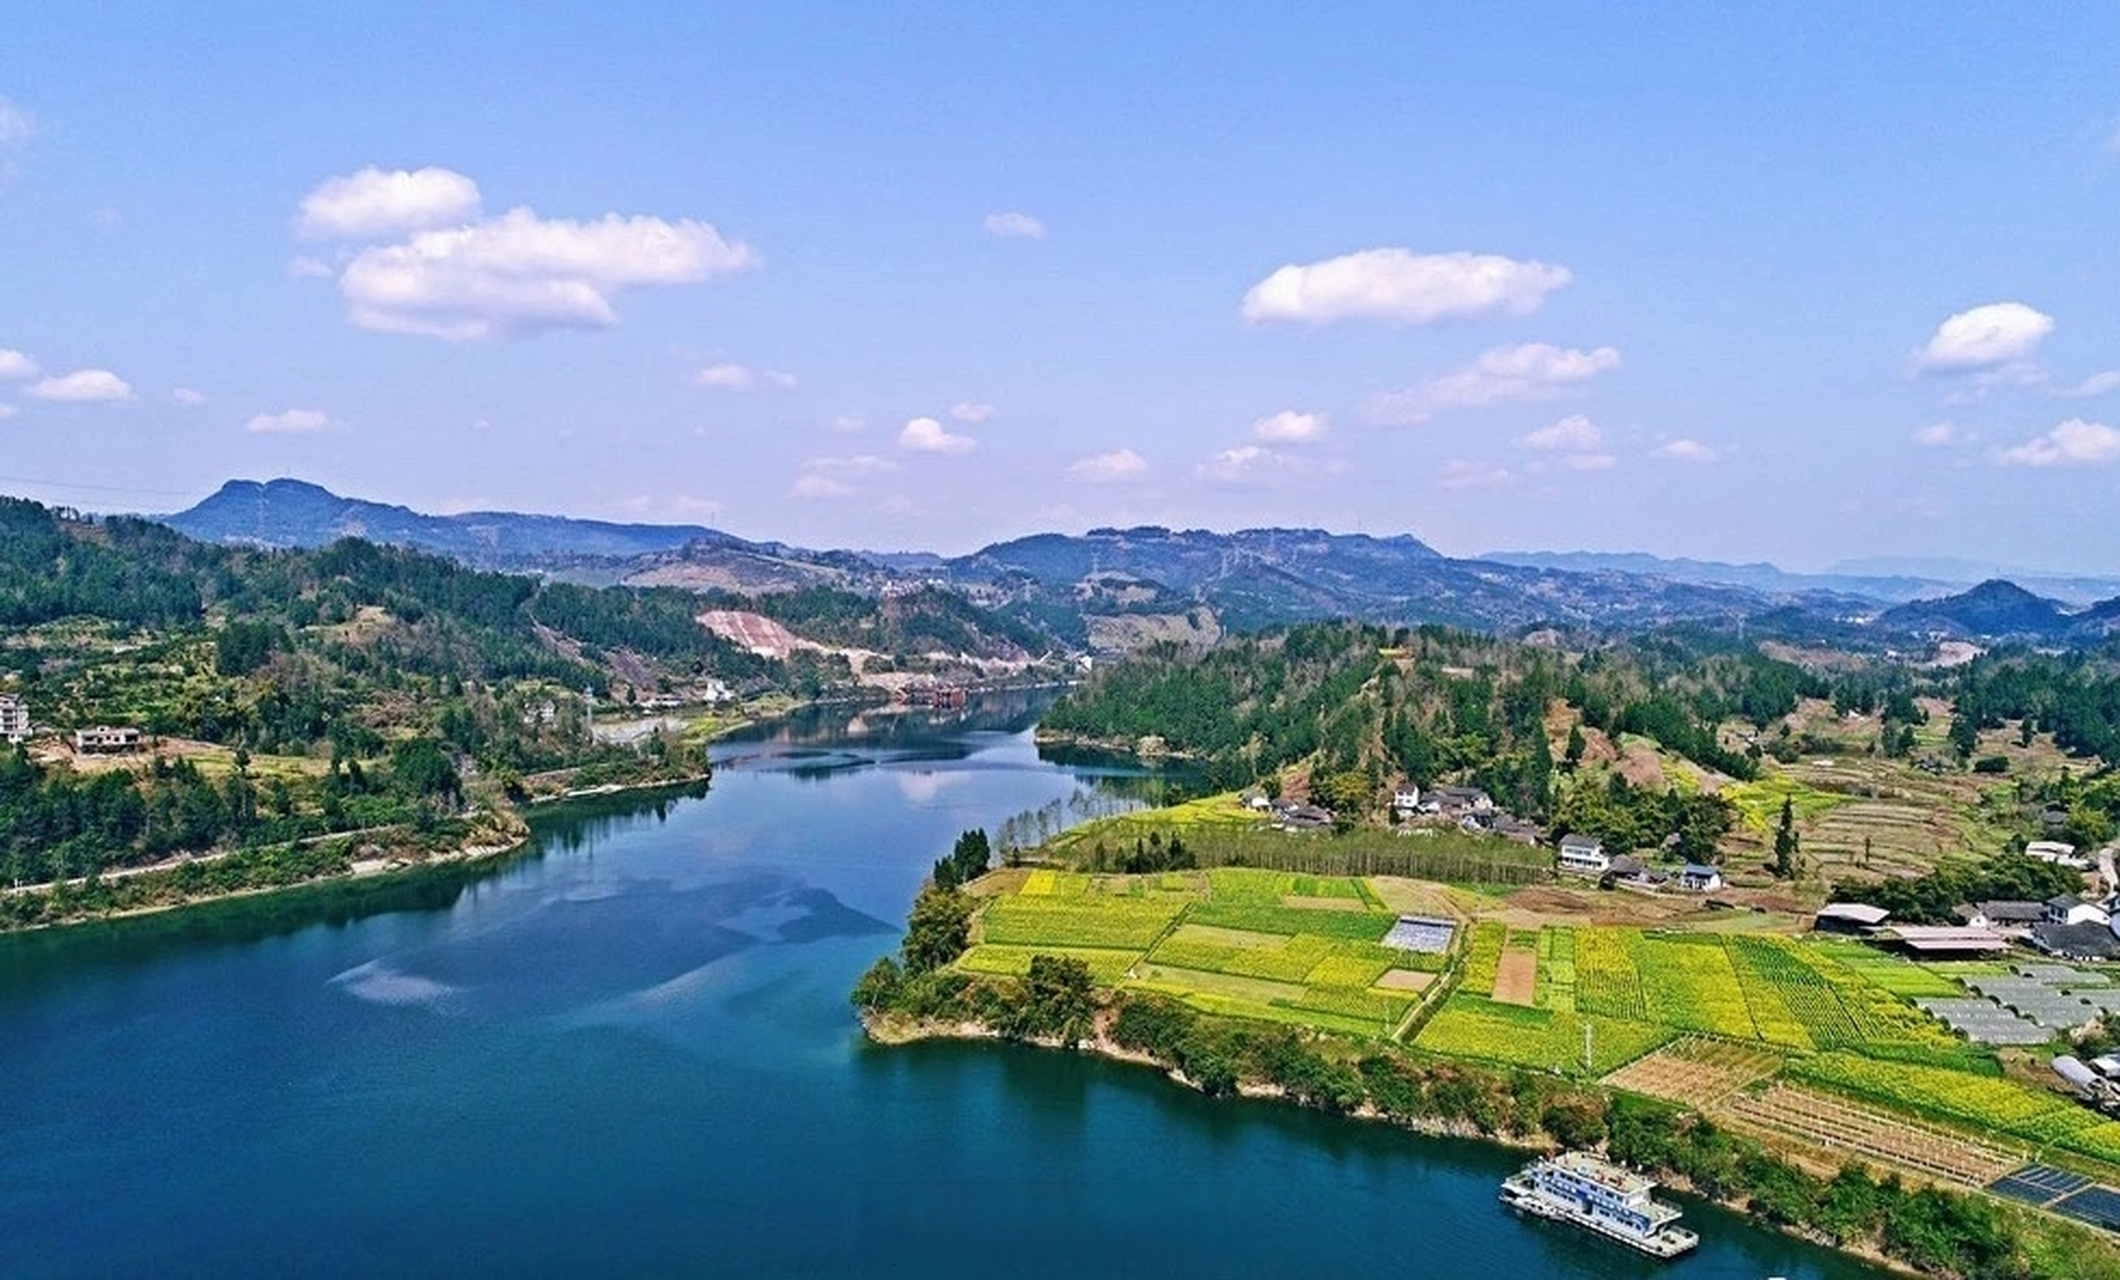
left=0, top=694, right=1880, bottom=1278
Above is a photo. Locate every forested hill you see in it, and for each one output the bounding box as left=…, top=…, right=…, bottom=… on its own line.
left=1041, top=623, right=1797, bottom=804
left=0, top=497, right=776, bottom=696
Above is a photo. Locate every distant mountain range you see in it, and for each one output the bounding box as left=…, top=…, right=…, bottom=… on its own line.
left=150, top=479, right=2120, bottom=651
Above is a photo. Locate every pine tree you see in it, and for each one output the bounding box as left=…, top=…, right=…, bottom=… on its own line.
left=1772, top=795, right=1800, bottom=878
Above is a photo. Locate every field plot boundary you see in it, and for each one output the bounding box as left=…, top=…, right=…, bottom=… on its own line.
left=1602, top=1036, right=1783, bottom=1107
left=1719, top=1082, right=2023, bottom=1187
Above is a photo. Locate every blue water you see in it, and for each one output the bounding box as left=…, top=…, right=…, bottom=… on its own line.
left=0, top=695, right=1878, bottom=1278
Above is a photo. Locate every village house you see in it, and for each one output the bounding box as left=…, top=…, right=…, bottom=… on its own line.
left=1813, top=902, right=1891, bottom=934
left=2026, top=840, right=2090, bottom=870
left=1420, top=786, right=1493, bottom=817
left=1676, top=863, right=1723, bottom=893
left=0, top=694, right=27, bottom=744
left=1557, top=833, right=1609, bottom=876
left=1951, top=900, right=2048, bottom=934
left=2045, top=894, right=2110, bottom=928
left=1604, top=855, right=1668, bottom=888
left=73, top=725, right=142, bottom=754
left=1390, top=786, right=1421, bottom=815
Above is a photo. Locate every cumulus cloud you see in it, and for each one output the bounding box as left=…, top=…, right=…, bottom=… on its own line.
left=286, top=256, right=335, bottom=280
left=1241, top=249, right=1570, bottom=326
left=1912, top=302, right=2054, bottom=375
left=1199, top=444, right=1274, bottom=482
left=949, top=402, right=994, bottom=423
left=298, top=166, right=482, bottom=239
left=2064, top=371, right=2120, bottom=399
left=1252, top=409, right=1327, bottom=444
left=983, top=211, right=1047, bottom=241
left=1910, top=421, right=1958, bottom=447
left=334, top=208, right=757, bottom=339
left=172, top=387, right=207, bottom=407
left=296, top=170, right=759, bottom=340
left=245, top=408, right=335, bottom=434
left=898, top=416, right=975, bottom=454
left=0, top=349, right=37, bottom=380
left=1368, top=344, right=1621, bottom=424
left=1996, top=418, right=2120, bottom=468
left=1065, top=448, right=1148, bottom=482
left=28, top=369, right=134, bottom=403
left=691, top=363, right=795, bottom=391
left=1520, top=414, right=1602, bottom=451
left=1651, top=438, right=1721, bottom=463
left=791, top=473, right=854, bottom=499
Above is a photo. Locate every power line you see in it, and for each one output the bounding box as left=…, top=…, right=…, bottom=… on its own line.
left=0, top=473, right=202, bottom=501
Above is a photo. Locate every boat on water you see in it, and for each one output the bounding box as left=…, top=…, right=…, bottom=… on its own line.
left=1500, top=1151, right=1699, bottom=1259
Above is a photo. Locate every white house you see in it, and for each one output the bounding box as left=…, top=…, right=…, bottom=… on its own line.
left=2046, top=894, right=2110, bottom=927
left=0, top=694, right=26, bottom=744
left=1557, top=834, right=1609, bottom=875
left=1391, top=786, right=1421, bottom=814
left=1676, top=863, right=1723, bottom=893
left=2027, top=840, right=2090, bottom=869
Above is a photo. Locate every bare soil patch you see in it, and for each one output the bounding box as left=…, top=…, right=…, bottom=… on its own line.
left=1493, top=948, right=1538, bottom=1005
left=1375, top=969, right=1435, bottom=993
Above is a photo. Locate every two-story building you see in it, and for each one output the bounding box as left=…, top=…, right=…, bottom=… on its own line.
left=0, top=694, right=27, bottom=744
left=1557, top=833, right=1609, bottom=876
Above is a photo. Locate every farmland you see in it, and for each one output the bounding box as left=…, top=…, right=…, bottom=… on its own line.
left=960, top=867, right=1444, bottom=1037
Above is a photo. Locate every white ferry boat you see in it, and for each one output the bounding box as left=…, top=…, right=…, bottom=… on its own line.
left=1500, top=1151, right=1699, bottom=1258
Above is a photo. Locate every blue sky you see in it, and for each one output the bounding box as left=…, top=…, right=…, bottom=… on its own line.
left=3, top=4, right=2118, bottom=570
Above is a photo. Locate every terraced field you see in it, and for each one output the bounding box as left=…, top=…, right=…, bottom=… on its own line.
left=1721, top=1082, right=2023, bottom=1187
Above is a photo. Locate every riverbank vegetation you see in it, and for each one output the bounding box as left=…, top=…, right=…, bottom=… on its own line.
left=0, top=497, right=762, bottom=927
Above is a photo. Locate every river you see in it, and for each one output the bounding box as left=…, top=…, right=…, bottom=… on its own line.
left=0, top=693, right=1879, bottom=1278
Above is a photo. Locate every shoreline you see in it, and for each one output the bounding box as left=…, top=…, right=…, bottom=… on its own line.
left=863, top=1011, right=1925, bottom=1278
left=1, top=767, right=719, bottom=935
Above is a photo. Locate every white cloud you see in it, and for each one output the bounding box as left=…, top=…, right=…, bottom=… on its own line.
left=244, top=408, right=334, bottom=434
left=1520, top=413, right=1602, bottom=451
left=1199, top=444, right=1274, bottom=482
left=172, top=387, right=207, bottom=407
left=0, top=403, right=15, bottom=421
left=286, top=255, right=336, bottom=280
left=983, top=211, right=1047, bottom=241
left=1437, top=459, right=1515, bottom=490
left=2064, top=370, right=2120, bottom=399
left=1252, top=409, right=1327, bottom=444
left=792, top=473, right=854, bottom=500
left=1065, top=448, right=1149, bottom=482
left=1548, top=452, right=1615, bottom=472
left=0, top=349, right=38, bottom=380
left=1241, top=248, right=1570, bottom=326
left=828, top=414, right=866, bottom=433
left=1651, top=438, right=1721, bottom=463
left=949, top=402, right=994, bottom=423
left=898, top=416, right=975, bottom=454
left=298, top=166, right=482, bottom=239
left=691, top=362, right=795, bottom=391
left=1996, top=418, right=2120, bottom=468
left=1368, top=343, right=1621, bottom=424
left=28, top=369, right=134, bottom=403
left=1910, top=421, right=1957, bottom=447
left=330, top=203, right=757, bottom=340
left=1912, top=302, right=2054, bottom=374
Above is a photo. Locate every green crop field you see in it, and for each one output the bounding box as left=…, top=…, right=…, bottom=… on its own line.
left=1413, top=996, right=1673, bottom=1075
left=961, top=865, right=1437, bottom=1038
